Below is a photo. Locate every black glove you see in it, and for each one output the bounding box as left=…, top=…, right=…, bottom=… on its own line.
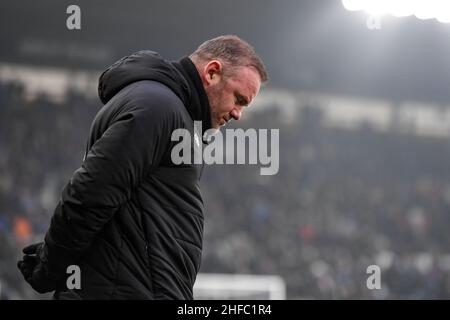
left=17, top=243, right=40, bottom=279
left=17, top=242, right=59, bottom=294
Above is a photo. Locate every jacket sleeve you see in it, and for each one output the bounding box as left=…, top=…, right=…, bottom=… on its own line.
left=42, top=96, right=180, bottom=277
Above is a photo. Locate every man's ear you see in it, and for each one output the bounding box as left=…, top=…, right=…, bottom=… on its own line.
left=203, top=60, right=223, bottom=86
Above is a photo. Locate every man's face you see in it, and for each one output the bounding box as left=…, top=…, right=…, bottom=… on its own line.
left=204, top=66, right=261, bottom=129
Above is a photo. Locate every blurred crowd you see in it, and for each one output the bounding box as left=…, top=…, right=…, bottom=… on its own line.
left=0, top=82, right=98, bottom=299
left=1, top=81, right=450, bottom=299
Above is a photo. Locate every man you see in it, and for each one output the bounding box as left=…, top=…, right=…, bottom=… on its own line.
left=17, top=35, right=268, bottom=299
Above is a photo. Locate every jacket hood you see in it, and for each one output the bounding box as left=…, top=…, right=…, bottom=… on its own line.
left=98, top=50, right=189, bottom=105
left=98, top=51, right=212, bottom=132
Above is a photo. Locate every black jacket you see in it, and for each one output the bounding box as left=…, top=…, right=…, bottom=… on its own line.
left=43, top=51, right=212, bottom=299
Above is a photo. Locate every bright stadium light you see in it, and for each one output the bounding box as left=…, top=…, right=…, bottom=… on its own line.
left=363, top=0, right=392, bottom=16
left=414, top=0, right=438, bottom=20
left=390, top=0, right=414, bottom=17
left=341, top=0, right=450, bottom=24
left=414, top=0, right=436, bottom=20
left=341, top=0, right=364, bottom=12
left=437, top=13, right=450, bottom=23
left=436, top=2, right=450, bottom=23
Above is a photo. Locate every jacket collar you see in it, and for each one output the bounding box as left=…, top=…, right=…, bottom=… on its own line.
left=172, top=57, right=212, bottom=134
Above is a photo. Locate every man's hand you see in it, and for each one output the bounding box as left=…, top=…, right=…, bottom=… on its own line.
left=17, top=242, right=59, bottom=294
left=17, top=243, right=41, bottom=280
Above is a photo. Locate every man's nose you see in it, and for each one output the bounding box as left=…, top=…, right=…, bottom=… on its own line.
left=230, top=107, right=242, bottom=121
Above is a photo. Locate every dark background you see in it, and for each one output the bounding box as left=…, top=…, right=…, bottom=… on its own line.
left=2, top=0, right=450, bottom=103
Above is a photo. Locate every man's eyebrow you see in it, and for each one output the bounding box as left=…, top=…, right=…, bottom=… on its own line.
left=235, top=92, right=250, bottom=106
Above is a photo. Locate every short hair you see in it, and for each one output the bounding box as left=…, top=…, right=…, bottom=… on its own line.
left=190, top=35, right=268, bottom=83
